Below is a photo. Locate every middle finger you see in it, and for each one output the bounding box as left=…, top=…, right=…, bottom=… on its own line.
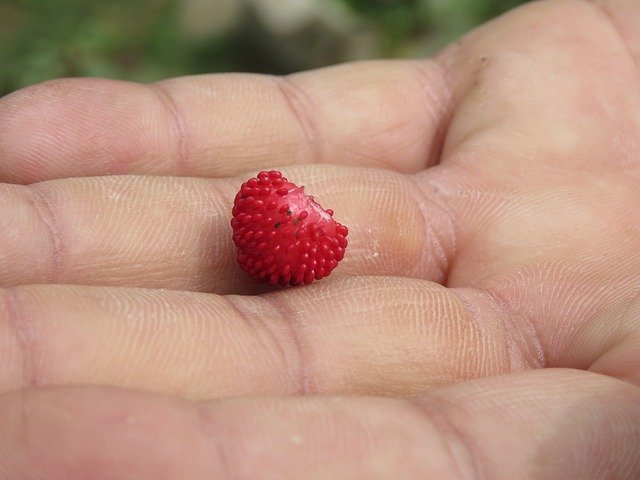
left=0, top=277, right=523, bottom=399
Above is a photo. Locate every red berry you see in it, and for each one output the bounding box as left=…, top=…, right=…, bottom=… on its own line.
left=231, top=170, right=349, bottom=286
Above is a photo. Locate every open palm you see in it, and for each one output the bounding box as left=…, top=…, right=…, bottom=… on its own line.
left=1, top=0, right=639, bottom=477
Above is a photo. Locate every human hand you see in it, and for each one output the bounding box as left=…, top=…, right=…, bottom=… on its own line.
left=1, top=0, right=639, bottom=477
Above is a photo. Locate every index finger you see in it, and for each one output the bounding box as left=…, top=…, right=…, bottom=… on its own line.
left=0, top=60, right=452, bottom=184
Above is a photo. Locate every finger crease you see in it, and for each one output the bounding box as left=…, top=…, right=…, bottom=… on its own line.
left=408, top=174, right=458, bottom=285
left=480, top=288, right=547, bottom=370
left=151, top=83, right=190, bottom=174
left=407, top=396, right=485, bottom=480
left=193, top=402, right=235, bottom=477
left=408, top=59, right=455, bottom=168
left=274, top=76, right=324, bottom=166
left=588, top=285, right=640, bottom=374
left=2, top=289, right=43, bottom=387
left=224, top=296, right=290, bottom=386
left=25, top=185, right=65, bottom=283
left=585, top=0, right=640, bottom=78
left=266, top=294, right=316, bottom=395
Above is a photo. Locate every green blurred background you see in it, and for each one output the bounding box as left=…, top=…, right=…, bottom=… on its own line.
left=1, top=0, right=529, bottom=96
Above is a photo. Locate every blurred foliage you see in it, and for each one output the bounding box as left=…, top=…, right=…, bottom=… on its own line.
left=0, top=0, right=529, bottom=95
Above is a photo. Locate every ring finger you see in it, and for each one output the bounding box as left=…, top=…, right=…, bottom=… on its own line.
left=0, top=165, right=455, bottom=293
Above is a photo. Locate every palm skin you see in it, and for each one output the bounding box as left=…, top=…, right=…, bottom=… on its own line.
left=0, top=0, right=639, bottom=478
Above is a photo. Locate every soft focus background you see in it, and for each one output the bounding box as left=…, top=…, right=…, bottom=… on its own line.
left=1, top=0, right=528, bottom=96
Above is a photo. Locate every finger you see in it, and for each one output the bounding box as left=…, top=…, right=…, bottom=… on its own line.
left=409, top=0, right=640, bottom=385
left=0, top=278, right=527, bottom=398
left=2, top=370, right=639, bottom=479
left=0, top=167, right=455, bottom=292
left=435, top=0, right=640, bottom=174
left=0, top=59, right=452, bottom=184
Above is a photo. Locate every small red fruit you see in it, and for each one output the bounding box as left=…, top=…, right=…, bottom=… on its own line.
left=231, top=170, right=348, bottom=286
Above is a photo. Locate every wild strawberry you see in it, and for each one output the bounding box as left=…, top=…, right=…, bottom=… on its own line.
left=231, top=170, right=348, bottom=286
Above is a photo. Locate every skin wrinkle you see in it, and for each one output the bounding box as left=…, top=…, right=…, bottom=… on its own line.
left=408, top=172, right=458, bottom=285
left=407, top=59, right=454, bottom=169
left=448, top=289, right=505, bottom=371
left=587, top=285, right=640, bottom=376
left=484, top=258, right=638, bottom=370
left=23, top=185, right=64, bottom=283
left=196, top=177, right=239, bottom=293
left=419, top=173, right=493, bottom=283
left=472, top=288, right=547, bottom=371
left=1, top=289, right=40, bottom=388
left=104, top=289, right=158, bottom=390
left=590, top=331, right=640, bottom=384
left=274, top=76, right=324, bottom=166
left=430, top=47, right=489, bottom=165
left=558, top=282, right=625, bottom=364
left=263, top=293, right=316, bottom=396
left=15, top=389, right=31, bottom=473
left=150, top=82, right=190, bottom=175
left=588, top=0, right=640, bottom=74
left=192, top=402, right=235, bottom=479
left=406, top=396, right=484, bottom=480
left=614, top=285, right=640, bottom=339
left=499, top=287, right=546, bottom=369
left=461, top=288, right=525, bottom=374
left=532, top=375, right=640, bottom=479
left=418, top=204, right=449, bottom=283
left=223, top=295, right=292, bottom=392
